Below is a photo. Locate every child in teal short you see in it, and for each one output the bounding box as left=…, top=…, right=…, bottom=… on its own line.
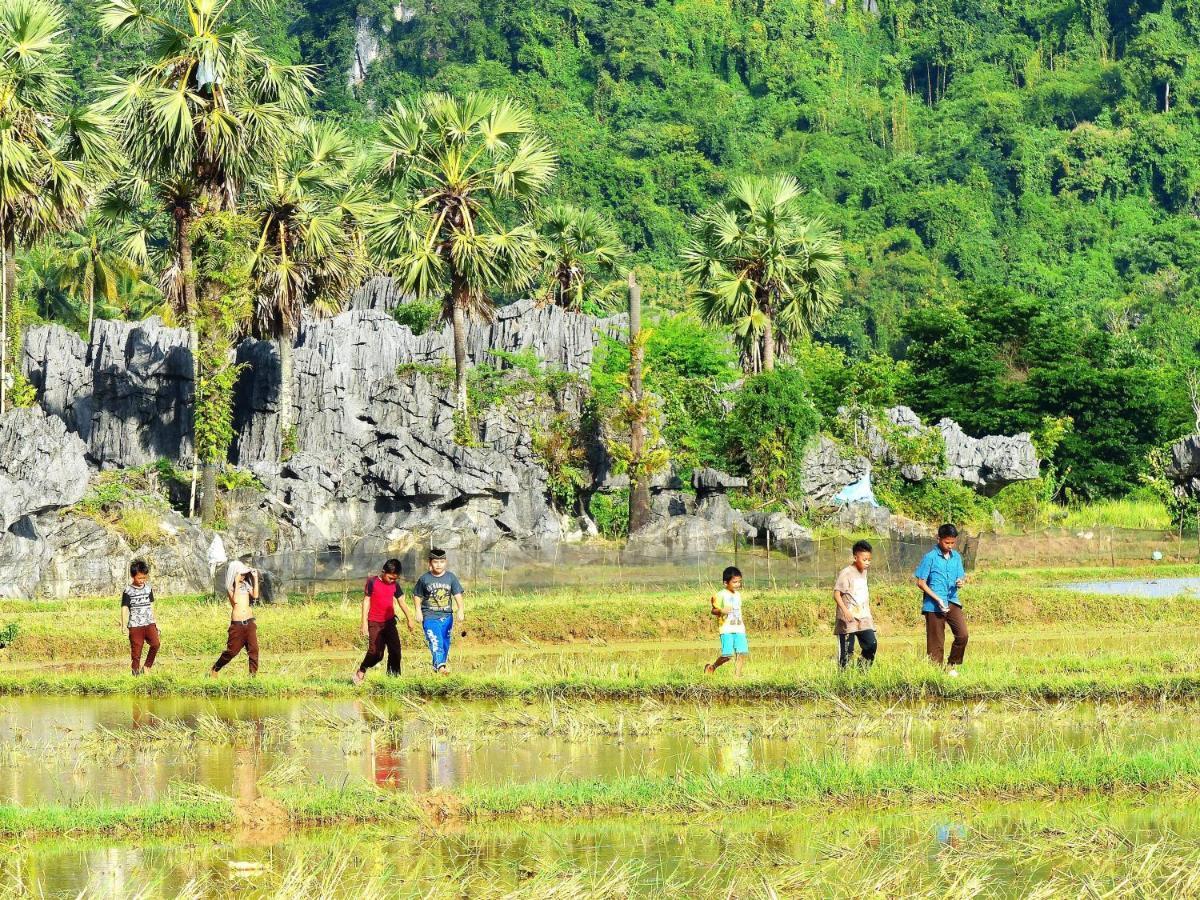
left=703, top=566, right=748, bottom=677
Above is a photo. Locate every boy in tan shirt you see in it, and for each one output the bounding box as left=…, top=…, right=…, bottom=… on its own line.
left=833, top=540, right=877, bottom=669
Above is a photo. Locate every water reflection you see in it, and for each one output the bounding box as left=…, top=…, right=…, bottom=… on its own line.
left=5, top=799, right=1200, bottom=899
left=0, top=696, right=1194, bottom=805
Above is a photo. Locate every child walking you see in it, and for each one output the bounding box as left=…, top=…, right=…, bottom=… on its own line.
left=210, top=562, right=260, bottom=677
left=353, top=558, right=416, bottom=684
left=704, top=566, right=748, bottom=676
left=834, top=540, right=877, bottom=669
left=412, top=549, right=464, bottom=674
left=121, top=559, right=160, bottom=676
left=914, top=523, right=969, bottom=676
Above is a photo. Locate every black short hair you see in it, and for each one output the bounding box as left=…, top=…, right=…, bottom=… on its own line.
left=722, top=566, right=742, bottom=583
left=129, top=559, right=149, bottom=577
left=937, top=523, right=959, bottom=540
left=429, top=548, right=447, bottom=561
left=382, top=558, right=402, bottom=575
left=852, top=540, right=873, bottom=555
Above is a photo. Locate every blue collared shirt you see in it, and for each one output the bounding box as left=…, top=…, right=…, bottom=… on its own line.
left=914, top=548, right=965, bottom=613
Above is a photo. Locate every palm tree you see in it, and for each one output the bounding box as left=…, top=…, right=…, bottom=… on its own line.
left=0, top=0, right=111, bottom=412
left=56, top=218, right=143, bottom=340
left=536, top=202, right=624, bottom=311
left=683, top=174, right=845, bottom=374
left=367, top=93, right=558, bottom=420
left=247, top=119, right=371, bottom=448
left=98, top=0, right=316, bottom=520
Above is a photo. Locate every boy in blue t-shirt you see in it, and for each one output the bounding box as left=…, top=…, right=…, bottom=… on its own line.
left=412, top=548, right=464, bottom=674
left=914, top=523, right=969, bottom=675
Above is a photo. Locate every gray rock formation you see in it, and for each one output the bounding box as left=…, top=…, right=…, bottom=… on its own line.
left=801, top=436, right=870, bottom=506
left=937, top=418, right=1039, bottom=494
left=626, top=468, right=755, bottom=556
left=0, top=504, right=221, bottom=599
left=0, top=408, right=89, bottom=531
left=24, top=317, right=193, bottom=467
left=742, top=510, right=815, bottom=557
left=1166, top=435, right=1200, bottom=499
left=349, top=16, right=380, bottom=86
left=818, top=406, right=1040, bottom=500
left=693, top=467, right=748, bottom=495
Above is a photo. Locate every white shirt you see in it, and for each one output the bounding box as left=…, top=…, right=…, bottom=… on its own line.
left=716, top=589, right=745, bottom=634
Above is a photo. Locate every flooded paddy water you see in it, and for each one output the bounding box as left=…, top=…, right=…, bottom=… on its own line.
left=1059, top=575, right=1200, bottom=597
left=0, top=694, right=1195, bottom=805
left=5, top=797, right=1200, bottom=897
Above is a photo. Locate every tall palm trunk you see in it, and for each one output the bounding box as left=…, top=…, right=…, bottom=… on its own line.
left=176, top=211, right=202, bottom=519
left=200, top=457, right=219, bottom=524
left=85, top=271, right=95, bottom=343
left=627, top=272, right=652, bottom=535
left=762, top=313, right=775, bottom=372
left=450, top=273, right=470, bottom=423
left=278, top=330, right=295, bottom=457
left=0, top=234, right=11, bottom=415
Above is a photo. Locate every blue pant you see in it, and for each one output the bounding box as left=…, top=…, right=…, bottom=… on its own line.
left=423, top=614, right=453, bottom=669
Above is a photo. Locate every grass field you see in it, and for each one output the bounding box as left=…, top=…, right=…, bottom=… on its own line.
left=0, top=563, right=1197, bottom=895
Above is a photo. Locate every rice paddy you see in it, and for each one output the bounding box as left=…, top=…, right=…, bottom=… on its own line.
left=0, top=565, right=1197, bottom=895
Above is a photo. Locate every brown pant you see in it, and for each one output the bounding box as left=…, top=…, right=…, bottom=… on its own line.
left=924, top=605, right=968, bottom=666
left=359, top=618, right=402, bottom=676
left=213, top=620, right=259, bottom=674
left=128, top=624, right=160, bottom=673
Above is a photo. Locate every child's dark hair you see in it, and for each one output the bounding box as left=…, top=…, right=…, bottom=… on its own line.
left=722, top=566, right=742, bottom=583
left=382, top=558, right=402, bottom=575
left=429, top=548, right=447, bottom=561
left=852, top=540, right=872, bottom=555
left=937, top=523, right=959, bottom=540
left=129, top=559, right=149, bottom=577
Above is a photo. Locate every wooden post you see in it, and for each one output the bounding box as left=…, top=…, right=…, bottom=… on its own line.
left=627, top=272, right=651, bottom=536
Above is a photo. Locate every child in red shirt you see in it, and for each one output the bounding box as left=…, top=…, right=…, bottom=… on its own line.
left=353, top=558, right=416, bottom=684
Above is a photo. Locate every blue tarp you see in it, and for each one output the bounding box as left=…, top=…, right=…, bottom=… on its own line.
left=833, top=474, right=878, bottom=507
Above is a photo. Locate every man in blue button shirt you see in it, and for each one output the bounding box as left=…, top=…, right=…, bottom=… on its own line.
left=914, top=523, right=969, bottom=676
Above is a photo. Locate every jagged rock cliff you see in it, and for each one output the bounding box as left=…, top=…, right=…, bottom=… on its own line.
left=19, top=295, right=620, bottom=569
left=801, top=406, right=1040, bottom=503
left=7, top=286, right=1042, bottom=597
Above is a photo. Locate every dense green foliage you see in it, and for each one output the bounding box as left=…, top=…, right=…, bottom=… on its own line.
left=24, top=0, right=1200, bottom=503
left=727, top=368, right=821, bottom=496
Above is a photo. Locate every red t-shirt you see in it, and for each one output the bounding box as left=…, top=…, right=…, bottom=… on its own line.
left=365, top=576, right=401, bottom=623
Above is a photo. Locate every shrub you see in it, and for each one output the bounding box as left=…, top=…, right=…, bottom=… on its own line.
left=116, top=507, right=166, bottom=547
left=392, top=299, right=442, bottom=335
left=725, top=367, right=820, bottom=498
left=589, top=490, right=629, bottom=539
left=875, top=475, right=994, bottom=531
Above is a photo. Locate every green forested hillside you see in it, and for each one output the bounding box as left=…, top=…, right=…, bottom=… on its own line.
left=23, top=0, right=1200, bottom=506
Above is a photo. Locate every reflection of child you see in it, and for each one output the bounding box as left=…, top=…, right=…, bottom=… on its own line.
left=703, top=566, right=748, bottom=677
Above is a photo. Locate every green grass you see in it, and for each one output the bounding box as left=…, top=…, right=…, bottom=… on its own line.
left=2, top=617, right=1199, bottom=701
left=2, top=564, right=1199, bottom=664
left=1061, top=498, right=1174, bottom=531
